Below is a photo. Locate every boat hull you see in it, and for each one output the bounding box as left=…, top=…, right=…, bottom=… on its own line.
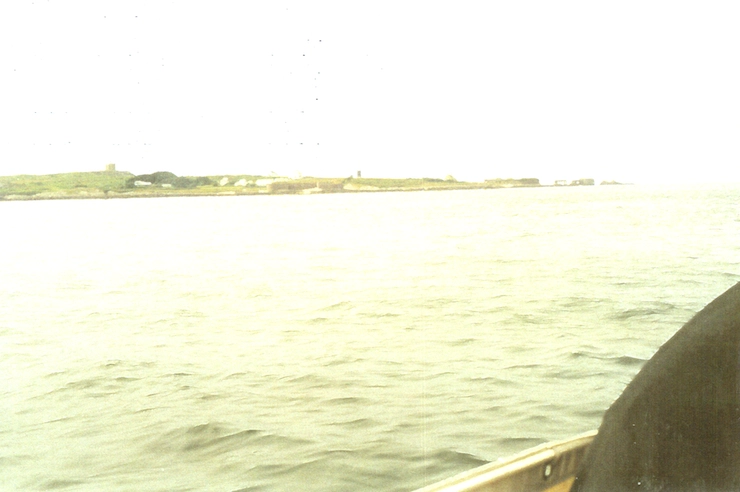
left=413, top=431, right=596, bottom=492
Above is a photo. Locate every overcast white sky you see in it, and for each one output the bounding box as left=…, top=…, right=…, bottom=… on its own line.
left=2, top=1, right=739, bottom=184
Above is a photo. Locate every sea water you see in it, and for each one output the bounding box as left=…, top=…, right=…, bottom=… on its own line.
left=1, top=184, right=739, bottom=491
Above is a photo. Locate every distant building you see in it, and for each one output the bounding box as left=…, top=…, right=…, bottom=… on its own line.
left=134, top=181, right=152, bottom=187
left=105, top=164, right=116, bottom=172
left=570, top=178, right=595, bottom=186
left=256, top=177, right=289, bottom=187
left=357, top=170, right=361, bottom=178
left=554, top=180, right=568, bottom=186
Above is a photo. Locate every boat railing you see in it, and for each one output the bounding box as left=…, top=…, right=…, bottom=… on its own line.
left=413, top=430, right=597, bottom=492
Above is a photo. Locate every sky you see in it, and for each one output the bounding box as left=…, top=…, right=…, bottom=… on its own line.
left=2, top=1, right=739, bottom=184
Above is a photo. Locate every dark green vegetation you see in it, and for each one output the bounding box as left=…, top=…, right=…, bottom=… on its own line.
left=0, top=170, right=548, bottom=201
left=125, top=172, right=214, bottom=189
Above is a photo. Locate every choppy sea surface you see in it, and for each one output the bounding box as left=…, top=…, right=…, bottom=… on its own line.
left=2, top=184, right=740, bottom=491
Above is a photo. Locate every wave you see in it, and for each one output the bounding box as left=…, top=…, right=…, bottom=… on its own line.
left=277, top=373, right=328, bottom=386
left=40, top=377, right=107, bottom=398
left=150, top=423, right=312, bottom=456
left=573, top=408, right=609, bottom=420
left=494, top=436, right=546, bottom=452
left=323, top=396, right=371, bottom=405
left=38, top=478, right=87, bottom=490
left=612, top=308, right=663, bottom=320
left=557, top=297, right=609, bottom=309
left=449, top=337, right=477, bottom=346
left=332, top=417, right=379, bottom=430
left=501, top=363, right=543, bottom=370
left=569, top=351, right=647, bottom=366
left=223, top=371, right=249, bottom=380
left=174, top=309, right=206, bottom=318
left=414, top=448, right=489, bottom=468
left=611, top=302, right=680, bottom=320
left=511, top=313, right=544, bottom=325
left=614, top=355, right=647, bottom=366
left=328, top=354, right=373, bottom=366
left=101, top=359, right=155, bottom=370
left=469, top=376, right=519, bottom=387
left=321, top=301, right=354, bottom=311
left=358, top=311, right=402, bottom=319
left=113, top=376, right=139, bottom=383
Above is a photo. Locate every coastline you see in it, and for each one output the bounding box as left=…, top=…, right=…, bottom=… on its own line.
left=0, top=183, right=523, bottom=201
left=0, top=171, right=618, bottom=202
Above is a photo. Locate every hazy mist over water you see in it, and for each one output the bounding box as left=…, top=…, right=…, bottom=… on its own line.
left=2, top=184, right=740, bottom=491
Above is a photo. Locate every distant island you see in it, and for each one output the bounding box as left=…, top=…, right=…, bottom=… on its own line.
left=0, top=165, right=623, bottom=201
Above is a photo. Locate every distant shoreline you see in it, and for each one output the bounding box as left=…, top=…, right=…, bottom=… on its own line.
left=0, top=171, right=625, bottom=202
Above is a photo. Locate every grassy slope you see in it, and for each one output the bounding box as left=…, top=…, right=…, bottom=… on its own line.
left=0, top=172, right=133, bottom=197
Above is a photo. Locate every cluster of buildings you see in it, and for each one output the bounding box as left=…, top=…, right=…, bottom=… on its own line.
left=554, top=178, right=595, bottom=186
